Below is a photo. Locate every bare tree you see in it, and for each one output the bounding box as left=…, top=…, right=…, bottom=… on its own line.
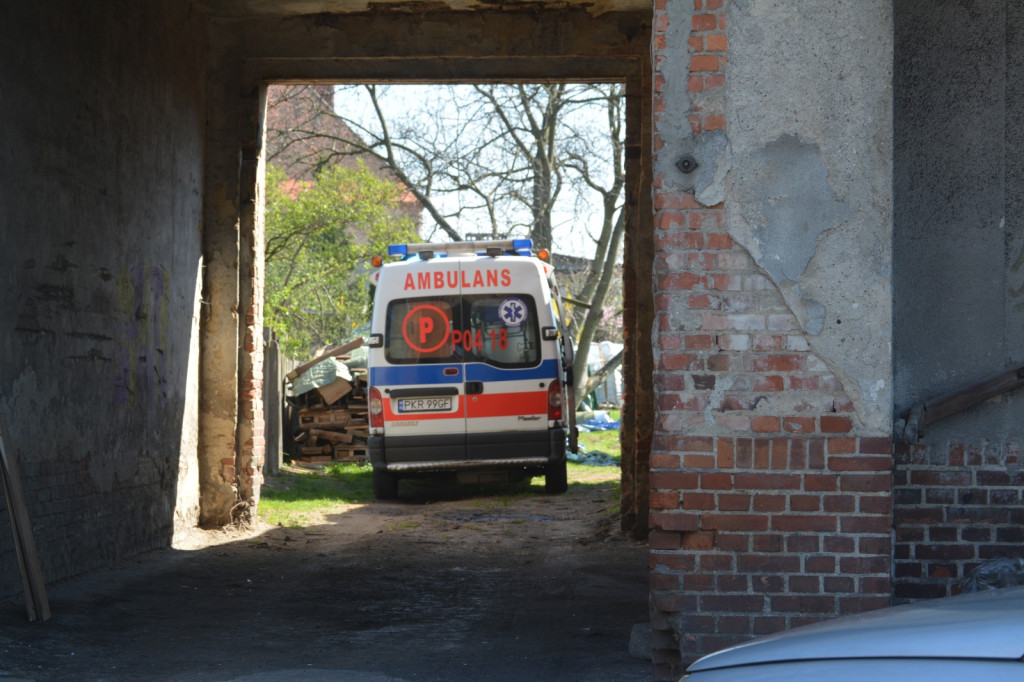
left=266, top=82, right=625, bottom=408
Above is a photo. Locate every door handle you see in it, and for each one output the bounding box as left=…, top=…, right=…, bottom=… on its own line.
left=465, top=381, right=484, bottom=395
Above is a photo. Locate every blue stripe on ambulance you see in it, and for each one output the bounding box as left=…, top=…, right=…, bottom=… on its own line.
left=465, top=359, right=558, bottom=383
left=369, top=365, right=463, bottom=387
left=371, top=359, right=559, bottom=387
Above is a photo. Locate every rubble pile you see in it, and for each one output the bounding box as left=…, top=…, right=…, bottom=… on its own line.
left=287, top=338, right=369, bottom=466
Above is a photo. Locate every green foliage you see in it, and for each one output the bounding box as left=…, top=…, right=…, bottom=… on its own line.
left=264, top=162, right=417, bottom=358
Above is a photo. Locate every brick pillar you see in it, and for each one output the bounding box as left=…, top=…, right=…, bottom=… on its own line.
left=235, top=84, right=267, bottom=520
left=649, top=2, right=892, bottom=678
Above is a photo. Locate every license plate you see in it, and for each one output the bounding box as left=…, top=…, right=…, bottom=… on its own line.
left=397, top=397, right=452, bottom=413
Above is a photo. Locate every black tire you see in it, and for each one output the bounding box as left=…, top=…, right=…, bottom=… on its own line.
left=545, top=460, right=568, bottom=494
left=373, top=468, right=398, bottom=500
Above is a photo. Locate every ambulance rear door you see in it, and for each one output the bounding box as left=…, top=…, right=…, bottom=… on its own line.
left=375, top=257, right=468, bottom=460
left=460, top=257, right=554, bottom=460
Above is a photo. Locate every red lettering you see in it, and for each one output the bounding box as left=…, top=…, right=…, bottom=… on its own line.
left=461, top=270, right=471, bottom=289
left=501, top=269, right=511, bottom=287
left=447, top=271, right=459, bottom=289
left=486, top=270, right=498, bottom=287
left=472, top=270, right=484, bottom=287
left=417, top=272, right=431, bottom=290
left=404, top=273, right=415, bottom=290
left=433, top=272, right=444, bottom=289
left=418, top=316, right=434, bottom=344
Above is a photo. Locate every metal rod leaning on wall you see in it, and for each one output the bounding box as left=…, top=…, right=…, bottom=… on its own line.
left=898, top=364, right=1024, bottom=443
left=0, top=401, right=50, bottom=621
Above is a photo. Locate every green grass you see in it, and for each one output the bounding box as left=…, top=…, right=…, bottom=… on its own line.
left=257, top=458, right=621, bottom=528
left=576, top=408, right=622, bottom=461
left=577, top=429, right=621, bottom=458
left=259, top=462, right=374, bottom=527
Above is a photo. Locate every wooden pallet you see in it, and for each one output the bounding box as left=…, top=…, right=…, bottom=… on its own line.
left=332, top=444, right=368, bottom=462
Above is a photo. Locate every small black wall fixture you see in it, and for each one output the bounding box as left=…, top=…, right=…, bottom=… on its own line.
left=676, top=155, right=699, bottom=174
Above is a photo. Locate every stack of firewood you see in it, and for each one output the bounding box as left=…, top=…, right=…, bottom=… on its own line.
left=287, top=338, right=369, bottom=465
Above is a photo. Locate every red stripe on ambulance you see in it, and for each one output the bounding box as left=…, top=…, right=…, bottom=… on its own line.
left=467, top=391, right=547, bottom=419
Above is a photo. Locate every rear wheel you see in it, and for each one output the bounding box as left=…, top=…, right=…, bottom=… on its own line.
left=373, top=468, right=398, bottom=500
left=545, top=460, right=568, bottom=494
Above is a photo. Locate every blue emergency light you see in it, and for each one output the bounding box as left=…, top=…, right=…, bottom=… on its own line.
left=385, top=238, right=534, bottom=261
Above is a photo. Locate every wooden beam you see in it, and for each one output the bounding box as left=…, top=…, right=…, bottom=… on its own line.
left=0, top=404, right=50, bottom=621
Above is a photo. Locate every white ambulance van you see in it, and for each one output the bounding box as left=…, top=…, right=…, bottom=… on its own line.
left=366, top=238, right=576, bottom=499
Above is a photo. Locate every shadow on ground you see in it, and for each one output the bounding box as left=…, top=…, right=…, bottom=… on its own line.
left=0, top=477, right=651, bottom=682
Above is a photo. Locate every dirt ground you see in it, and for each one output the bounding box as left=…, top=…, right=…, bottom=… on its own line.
left=0, top=473, right=652, bottom=682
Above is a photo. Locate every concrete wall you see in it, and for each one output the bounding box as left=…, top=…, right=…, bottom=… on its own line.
left=894, top=0, right=1024, bottom=439
left=661, top=0, right=894, bottom=433
left=649, top=2, right=893, bottom=676
left=893, top=0, right=1024, bottom=599
left=0, top=0, right=205, bottom=595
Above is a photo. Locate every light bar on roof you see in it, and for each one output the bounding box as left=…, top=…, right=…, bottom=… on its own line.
left=385, top=239, right=535, bottom=259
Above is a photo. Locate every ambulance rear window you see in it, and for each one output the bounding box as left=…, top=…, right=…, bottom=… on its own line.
left=384, top=296, right=461, bottom=364
left=384, top=294, right=540, bottom=368
left=465, top=294, right=540, bottom=368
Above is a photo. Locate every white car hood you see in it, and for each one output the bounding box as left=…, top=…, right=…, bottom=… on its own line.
left=688, top=587, right=1024, bottom=673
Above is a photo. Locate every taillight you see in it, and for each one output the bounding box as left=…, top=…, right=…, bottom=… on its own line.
left=547, top=378, right=563, bottom=421
left=369, top=387, right=384, bottom=428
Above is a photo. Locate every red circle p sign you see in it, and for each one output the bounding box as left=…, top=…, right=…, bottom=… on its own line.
left=402, top=304, right=450, bottom=354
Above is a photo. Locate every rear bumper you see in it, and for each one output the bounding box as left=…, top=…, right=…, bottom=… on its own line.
left=369, top=427, right=565, bottom=473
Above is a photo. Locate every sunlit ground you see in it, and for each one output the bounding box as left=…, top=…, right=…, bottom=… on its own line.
left=260, top=414, right=623, bottom=528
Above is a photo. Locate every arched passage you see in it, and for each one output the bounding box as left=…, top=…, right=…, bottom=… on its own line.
left=197, top=7, right=655, bottom=536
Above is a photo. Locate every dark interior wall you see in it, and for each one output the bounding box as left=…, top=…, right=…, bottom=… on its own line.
left=0, top=0, right=205, bottom=595
left=894, top=0, right=1024, bottom=440
left=893, top=0, right=1024, bottom=599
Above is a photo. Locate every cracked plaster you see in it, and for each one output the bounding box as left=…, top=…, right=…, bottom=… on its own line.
left=665, top=0, right=893, bottom=433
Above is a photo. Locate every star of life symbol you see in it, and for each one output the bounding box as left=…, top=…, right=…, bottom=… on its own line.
left=498, top=297, right=527, bottom=327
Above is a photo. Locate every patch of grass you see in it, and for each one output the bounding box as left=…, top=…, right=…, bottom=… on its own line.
left=259, top=463, right=373, bottom=527
left=577, top=429, right=621, bottom=459
left=576, top=408, right=622, bottom=460
left=258, top=456, right=622, bottom=528
left=385, top=520, right=422, bottom=532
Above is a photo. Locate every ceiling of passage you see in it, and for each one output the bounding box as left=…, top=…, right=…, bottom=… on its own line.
left=192, top=0, right=647, bottom=17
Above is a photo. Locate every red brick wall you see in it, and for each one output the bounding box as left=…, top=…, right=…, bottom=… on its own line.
left=650, top=2, right=892, bottom=677
left=894, top=438, right=1024, bottom=600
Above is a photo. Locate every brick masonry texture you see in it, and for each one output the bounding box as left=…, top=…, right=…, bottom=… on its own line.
left=650, top=2, right=892, bottom=678
left=894, top=438, right=1024, bottom=600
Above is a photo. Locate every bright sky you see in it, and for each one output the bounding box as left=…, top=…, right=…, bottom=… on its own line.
left=333, top=84, right=620, bottom=261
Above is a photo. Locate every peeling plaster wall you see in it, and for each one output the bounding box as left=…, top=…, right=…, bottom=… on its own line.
left=661, top=0, right=894, bottom=433
left=0, top=0, right=205, bottom=595
left=894, top=0, right=1024, bottom=441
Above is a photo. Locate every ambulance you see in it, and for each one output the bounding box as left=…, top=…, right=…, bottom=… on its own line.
left=365, top=238, right=577, bottom=499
